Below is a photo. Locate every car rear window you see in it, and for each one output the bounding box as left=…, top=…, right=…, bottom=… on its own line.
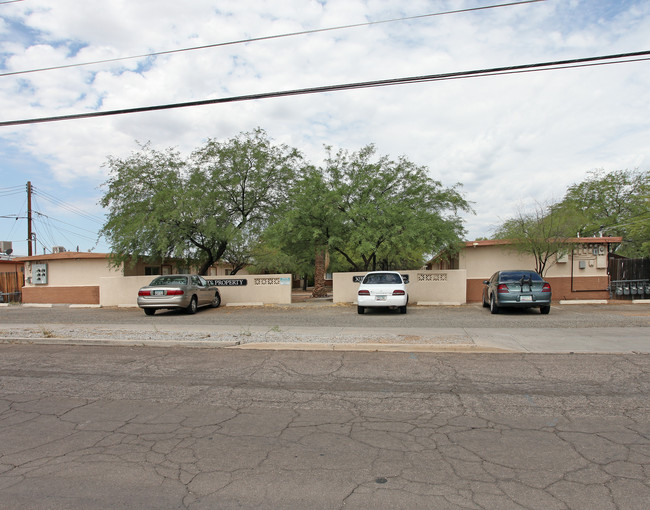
left=150, top=276, right=188, bottom=286
left=362, top=273, right=403, bottom=284
left=500, top=271, right=543, bottom=283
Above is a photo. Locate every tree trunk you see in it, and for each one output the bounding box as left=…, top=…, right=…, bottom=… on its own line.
left=312, top=246, right=329, bottom=298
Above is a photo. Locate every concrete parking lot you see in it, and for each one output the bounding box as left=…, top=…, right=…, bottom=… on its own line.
left=1, top=301, right=649, bottom=353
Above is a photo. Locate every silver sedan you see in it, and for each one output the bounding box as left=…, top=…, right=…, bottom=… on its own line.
left=137, top=275, right=221, bottom=315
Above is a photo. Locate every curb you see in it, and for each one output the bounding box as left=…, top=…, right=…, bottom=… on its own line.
left=0, top=337, right=241, bottom=348
left=0, top=336, right=495, bottom=352
left=232, top=342, right=511, bottom=353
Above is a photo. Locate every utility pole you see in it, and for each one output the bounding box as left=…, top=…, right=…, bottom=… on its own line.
left=26, top=181, right=33, bottom=256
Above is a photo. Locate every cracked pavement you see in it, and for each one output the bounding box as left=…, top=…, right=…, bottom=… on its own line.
left=0, top=345, right=648, bottom=509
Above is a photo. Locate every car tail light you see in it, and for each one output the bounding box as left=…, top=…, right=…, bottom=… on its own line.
left=138, top=290, right=150, bottom=296
left=358, top=290, right=370, bottom=296
left=497, top=284, right=509, bottom=293
left=392, top=290, right=405, bottom=295
left=542, top=283, right=551, bottom=293
left=167, top=290, right=184, bottom=296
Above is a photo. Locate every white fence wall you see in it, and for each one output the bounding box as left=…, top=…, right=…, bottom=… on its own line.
left=333, top=270, right=467, bottom=305
left=99, top=274, right=293, bottom=307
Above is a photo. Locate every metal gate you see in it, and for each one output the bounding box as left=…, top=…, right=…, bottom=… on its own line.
left=608, top=257, right=650, bottom=299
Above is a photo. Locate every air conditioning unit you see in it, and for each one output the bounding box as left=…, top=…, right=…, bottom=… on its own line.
left=0, top=241, right=12, bottom=254
left=52, top=246, right=66, bottom=253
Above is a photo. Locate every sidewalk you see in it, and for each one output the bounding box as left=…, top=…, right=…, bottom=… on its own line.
left=2, top=322, right=649, bottom=353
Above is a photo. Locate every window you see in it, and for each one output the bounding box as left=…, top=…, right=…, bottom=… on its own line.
left=500, top=271, right=543, bottom=283
left=362, top=273, right=403, bottom=284
left=150, top=276, right=188, bottom=286
left=145, top=266, right=161, bottom=276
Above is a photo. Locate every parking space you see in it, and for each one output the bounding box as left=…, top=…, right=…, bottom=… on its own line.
left=2, top=301, right=649, bottom=329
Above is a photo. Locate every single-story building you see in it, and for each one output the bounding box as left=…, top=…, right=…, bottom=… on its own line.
left=428, top=237, right=622, bottom=302
left=16, top=252, right=122, bottom=304
left=15, top=236, right=625, bottom=306
left=14, top=252, right=282, bottom=306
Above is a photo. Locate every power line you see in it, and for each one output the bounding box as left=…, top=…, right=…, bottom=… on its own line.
left=0, top=0, right=546, bottom=78
left=0, top=189, right=24, bottom=198
left=31, top=186, right=104, bottom=223
left=32, top=210, right=100, bottom=236
left=1, top=50, right=648, bottom=127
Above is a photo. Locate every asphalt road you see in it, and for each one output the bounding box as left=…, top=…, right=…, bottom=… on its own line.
left=0, top=345, right=648, bottom=509
left=2, top=300, right=650, bottom=328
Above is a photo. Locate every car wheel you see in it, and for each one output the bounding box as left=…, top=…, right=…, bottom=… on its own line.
left=357, top=305, right=364, bottom=315
left=482, top=292, right=489, bottom=308
left=211, top=291, right=221, bottom=308
left=399, top=305, right=407, bottom=314
left=186, top=296, right=198, bottom=315
left=143, top=308, right=155, bottom=316
left=540, top=305, right=550, bottom=315
left=490, top=294, right=499, bottom=314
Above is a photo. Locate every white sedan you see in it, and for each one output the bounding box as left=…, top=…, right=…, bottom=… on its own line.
left=357, top=271, right=408, bottom=314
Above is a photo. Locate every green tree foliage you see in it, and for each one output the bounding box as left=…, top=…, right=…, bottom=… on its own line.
left=100, top=129, right=302, bottom=274
left=555, top=169, right=649, bottom=257
left=323, top=145, right=471, bottom=271
left=266, top=145, right=471, bottom=284
left=493, top=202, right=584, bottom=276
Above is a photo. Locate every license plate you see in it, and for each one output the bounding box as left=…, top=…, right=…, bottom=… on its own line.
left=153, top=290, right=164, bottom=296
left=520, top=295, right=532, bottom=302
left=376, top=295, right=387, bottom=301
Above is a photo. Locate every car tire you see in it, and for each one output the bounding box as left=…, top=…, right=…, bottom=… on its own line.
left=482, top=292, right=489, bottom=308
left=399, top=305, right=407, bottom=314
left=490, top=295, right=499, bottom=314
left=186, top=296, right=198, bottom=315
left=143, top=308, right=155, bottom=316
left=211, top=291, right=221, bottom=308
left=357, top=305, right=364, bottom=315
left=540, top=305, right=551, bottom=315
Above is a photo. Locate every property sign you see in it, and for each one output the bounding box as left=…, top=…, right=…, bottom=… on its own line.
left=208, top=279, right=248, bottom=286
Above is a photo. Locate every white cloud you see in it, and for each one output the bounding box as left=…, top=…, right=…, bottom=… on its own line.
left=1, top=0, right=650, bottom=255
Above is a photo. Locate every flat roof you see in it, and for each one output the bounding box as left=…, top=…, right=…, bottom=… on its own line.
left=14, top=252, right=110, bottom=262
left=464, top=237, right=622, bottom=247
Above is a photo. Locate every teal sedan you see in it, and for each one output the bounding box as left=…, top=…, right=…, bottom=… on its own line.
left=482, top=270, right=551, bottom=314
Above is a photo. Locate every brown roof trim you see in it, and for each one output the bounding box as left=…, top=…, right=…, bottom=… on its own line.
left=464, top=237, right=622, bottom=247
left=14, top=252, right=111, bottom=262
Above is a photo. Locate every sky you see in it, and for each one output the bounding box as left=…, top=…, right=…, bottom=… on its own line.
left=1, top=0, right=649, bottom=257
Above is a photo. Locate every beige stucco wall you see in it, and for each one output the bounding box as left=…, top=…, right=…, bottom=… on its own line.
left=100, top=274, right=293, bottom=307
left=333, top=270, right=467, bottom=305
left=24, top=258, right=123, bottom=287
left=460, top=244, right=608, bottom=280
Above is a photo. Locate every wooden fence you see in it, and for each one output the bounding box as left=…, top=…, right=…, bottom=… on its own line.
left=0, top=271, right=23, bottom=303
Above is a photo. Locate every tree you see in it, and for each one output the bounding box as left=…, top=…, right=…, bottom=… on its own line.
left=493, top=202, right=583, bottom=276
left=322, top=145, right=471, bottom=272
left=191, top=128, right=302, bottom=273
left=260, top=165, right=344, bottom=296
left=556, top=169, right=649, bottom=256
left=266, top=145, right=471, bottom=296
left=100, top=129, right=302, bottom=274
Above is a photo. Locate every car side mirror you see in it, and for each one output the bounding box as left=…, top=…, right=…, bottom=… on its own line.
left=483, top=280, right=489, bottom=285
